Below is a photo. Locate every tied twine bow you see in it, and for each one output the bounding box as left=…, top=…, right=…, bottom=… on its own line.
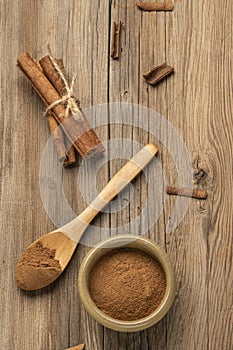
left=44, top=56, right=79, bottom=118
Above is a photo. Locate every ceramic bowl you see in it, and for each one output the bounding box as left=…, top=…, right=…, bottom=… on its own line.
left=78, top=235, right=176, bottom=332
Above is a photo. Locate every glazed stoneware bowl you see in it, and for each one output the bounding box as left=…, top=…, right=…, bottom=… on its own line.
left=78, top=235, right=176, bottom=332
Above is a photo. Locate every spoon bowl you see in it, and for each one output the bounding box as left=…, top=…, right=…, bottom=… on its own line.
left=16, top=144, right=158, bottom=290
left=16, top=231, right=77, bottom=290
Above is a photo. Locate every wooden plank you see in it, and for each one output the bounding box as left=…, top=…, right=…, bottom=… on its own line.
left=165, top=0, right=233, bottom=349
left=0, top=1, right=109, bottom=349
left=164, top=1, right=209, bottom=349
left=106, top=1, right=168, bottom=349
left=204, top=1, right=233, bottom=349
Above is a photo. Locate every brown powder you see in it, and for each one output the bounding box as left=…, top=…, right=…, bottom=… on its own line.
left=89, top=248, right=166, bottom=321
left=16, top=242, right=62, bottom=290
left=17, top=242, right=60, bottom=267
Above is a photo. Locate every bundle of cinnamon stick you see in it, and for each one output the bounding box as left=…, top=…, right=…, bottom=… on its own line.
left=17, top=52, right=104, bottom=167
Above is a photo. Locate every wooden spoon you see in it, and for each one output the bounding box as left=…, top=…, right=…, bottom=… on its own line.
left=65, top=344, right=85, bottom=350
left=16, top=143, right=158, bottom=290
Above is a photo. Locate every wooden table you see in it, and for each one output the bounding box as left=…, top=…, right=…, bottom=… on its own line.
left=0, top=1, right=232, bottom=349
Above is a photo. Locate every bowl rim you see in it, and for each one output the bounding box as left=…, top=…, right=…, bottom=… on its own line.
left=78, top=235, right=176, bottom=332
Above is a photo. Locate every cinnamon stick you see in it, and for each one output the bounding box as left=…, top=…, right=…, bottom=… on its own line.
left=166, top=186, right=208, bottom=199
left=65, top=344, right=85, bottom=350
left=35, top=58, right=76, bottom=165
left=40, top=56, right=76, bottom=166
left=63, top=143, right=76, bottom=168
left=17, top=52, right=105, bottom=159
left=143, top=63, right=174, bottom=85
left=34, top=59, right=68, bottom=162
left=46, top=112, right=67, bottom=161
left=39, top=56, right=67, bottom=96
left=47, top=112, right=76, bottom=166
left=111, top=21, right=123, bottom=60
left=136, top=2, right=174, bottom=11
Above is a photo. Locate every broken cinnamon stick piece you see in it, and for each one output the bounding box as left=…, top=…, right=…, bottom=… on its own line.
left=17, top=52, right=105, bottom=159
left=136, top=2, right=174, bottom=11
left=166, top=186, right=208, bottom=199
left=65, top=344, right=85, bottom=350
left=111, top=21, right=123, bottom=59
left=143, top=63, right=174, bottom=86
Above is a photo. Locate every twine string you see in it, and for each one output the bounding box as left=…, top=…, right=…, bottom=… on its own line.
left=44, top=56, right=79, bottom=118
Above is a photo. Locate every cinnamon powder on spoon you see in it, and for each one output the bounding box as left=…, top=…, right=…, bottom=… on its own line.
left=16, top=242, right=62, bottom=290
left=89, top=248, right=166, bottom=321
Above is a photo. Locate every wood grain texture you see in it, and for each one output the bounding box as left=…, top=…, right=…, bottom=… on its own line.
left=0, top=0, right=232, bottom=350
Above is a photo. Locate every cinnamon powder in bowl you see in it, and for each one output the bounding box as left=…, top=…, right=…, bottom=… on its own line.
left=89, top=248, right=166, bottom=321
left=78, top=235, right=176, bottom=332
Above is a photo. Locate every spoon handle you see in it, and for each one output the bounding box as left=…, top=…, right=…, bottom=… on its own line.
left=61, top=143, right=158, bottom=241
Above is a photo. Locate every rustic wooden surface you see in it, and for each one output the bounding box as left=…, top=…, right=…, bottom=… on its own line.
left=0, top=0, right=232, bottom=349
